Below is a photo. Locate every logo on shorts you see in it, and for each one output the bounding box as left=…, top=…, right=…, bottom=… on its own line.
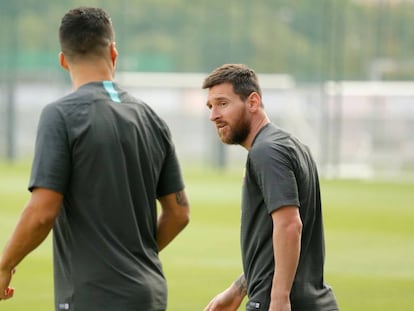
left=58, top=303, right=70, bottom=310
left=248, top=300, right=261, bottom=309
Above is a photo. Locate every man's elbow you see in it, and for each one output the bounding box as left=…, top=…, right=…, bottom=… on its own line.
left=23, top=205, right=57, bottom=230
left=176, top=190, right=190, bottom=227
left=164, top=203, right=190, bottom=229
left=288, top=217, right=302, bottom=239
left=178, top=205, right=190, bottom=229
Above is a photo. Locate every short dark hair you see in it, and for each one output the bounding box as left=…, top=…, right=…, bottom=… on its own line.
left=202, top=64, right=262, bottom=101
left=59, top=7, right=114, bottom=61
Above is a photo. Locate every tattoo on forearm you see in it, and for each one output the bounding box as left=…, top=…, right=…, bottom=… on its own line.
left=175, top=190, right=188, bottom=206
left=234, top=274, right=247, bottom=296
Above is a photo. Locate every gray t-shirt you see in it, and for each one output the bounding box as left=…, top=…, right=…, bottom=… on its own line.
left=241, top=123, right=338, bottom=311
left=29, top=81, right=184, bottom=311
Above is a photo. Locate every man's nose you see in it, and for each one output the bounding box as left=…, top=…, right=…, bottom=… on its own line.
left=209, top=106, right=219, bottom=122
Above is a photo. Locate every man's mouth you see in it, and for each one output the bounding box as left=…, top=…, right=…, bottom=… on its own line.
left=216, top=122, right=227, bottom=130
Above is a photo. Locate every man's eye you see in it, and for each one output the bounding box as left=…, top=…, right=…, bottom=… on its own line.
left=219, top=102, right=227, bottom=107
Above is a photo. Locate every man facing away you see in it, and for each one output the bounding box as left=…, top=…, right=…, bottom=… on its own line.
left=202, top=64, right=339, bottom=311
left=0, top=7, right=190, bottom=311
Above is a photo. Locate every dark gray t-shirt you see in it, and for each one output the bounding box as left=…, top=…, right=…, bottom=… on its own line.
left=29, top=81, right=184, bottom=311
left=241, top=123, right=338, bottom=311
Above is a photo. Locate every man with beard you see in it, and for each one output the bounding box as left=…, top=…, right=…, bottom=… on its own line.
left=202, top=64, right=339, bottom=311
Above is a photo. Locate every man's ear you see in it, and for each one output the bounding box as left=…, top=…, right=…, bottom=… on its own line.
left=110, top=42, right=118, bottom=66
left=247, top=92, right=261, bottom=111
left=59, top=52, right=69, bottom=71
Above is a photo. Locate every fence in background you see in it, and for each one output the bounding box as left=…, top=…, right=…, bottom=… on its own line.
left=0, top=72, right=413, bottom=181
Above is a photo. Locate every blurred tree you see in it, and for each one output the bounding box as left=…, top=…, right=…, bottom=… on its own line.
left=0, top=0, right=412, bottom=80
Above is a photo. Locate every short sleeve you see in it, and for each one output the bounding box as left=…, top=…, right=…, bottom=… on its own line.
left=156, top=130, right=184, bottom=198
left=249, top=143, right=300, bottom=214
left=28, top=104, right=71, bottom=194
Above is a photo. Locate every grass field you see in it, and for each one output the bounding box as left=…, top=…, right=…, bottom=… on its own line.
left=1, top=161, right=414, bottom=310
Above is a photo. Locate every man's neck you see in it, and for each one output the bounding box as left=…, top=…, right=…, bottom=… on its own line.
left=242, top=113, right=270, bottom=150
left=69, top=60, right=114, bottom=90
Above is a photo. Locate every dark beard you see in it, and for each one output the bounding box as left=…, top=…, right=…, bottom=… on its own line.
left=223, top=116, right=250, bottom=145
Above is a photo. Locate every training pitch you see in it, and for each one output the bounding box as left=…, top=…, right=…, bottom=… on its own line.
left=0, top=161, right=413, bottom=310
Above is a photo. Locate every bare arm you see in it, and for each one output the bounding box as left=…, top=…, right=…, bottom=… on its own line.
left=156, top=189, right=190, bottom=251
left=269, top=205, right=302, bottom=311
left=233, top=274, right=248, bottom=298
left=0, top=188, right=63, bottom=300
left=204, top=274, right=247, bottom=311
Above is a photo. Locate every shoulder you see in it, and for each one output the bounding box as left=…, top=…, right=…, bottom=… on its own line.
left=248, top=125, right=302, bottom=173
left=39, top=91, right=81, bottom=120
left=250, top=124, right=288, bottom=157
left=39, top=101, right=65, bottom=120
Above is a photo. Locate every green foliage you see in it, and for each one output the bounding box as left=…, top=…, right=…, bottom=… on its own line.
left=1, top=162, right=414, bottom=310
left=0, top=1, right=413, bottom=80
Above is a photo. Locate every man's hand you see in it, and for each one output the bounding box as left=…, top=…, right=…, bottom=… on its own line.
left=204, top=274, right=246, bottom=311
left=0, top=268, right=15, bottom=301
left=203, top=288, right=241, bottom=311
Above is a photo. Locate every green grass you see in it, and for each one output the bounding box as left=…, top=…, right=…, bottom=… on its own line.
left=1, top=161, right=414, bottom=310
